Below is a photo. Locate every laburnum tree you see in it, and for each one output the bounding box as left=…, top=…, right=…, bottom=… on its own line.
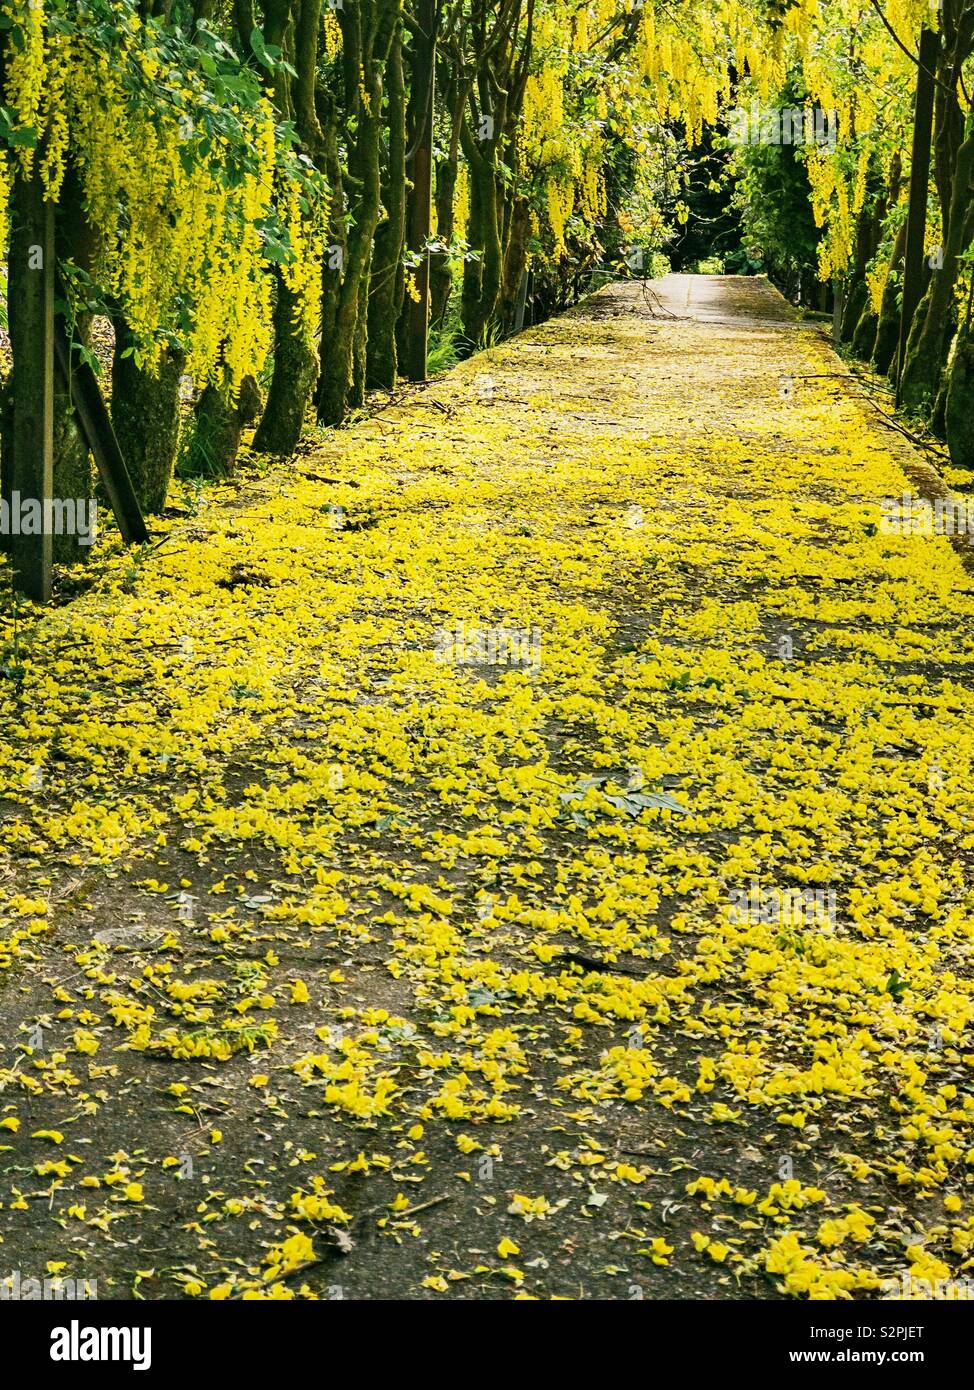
left=0, top=1, right=691, bottom=510
left=0, top=0, right=681, bottom=488
left=691, top=0, right=974, bottom=463
left=0, top=0, right=325, bottom=525
left=5, top=0, right=971, bottom=531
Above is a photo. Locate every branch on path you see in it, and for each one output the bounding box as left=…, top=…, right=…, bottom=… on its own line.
left=559, top=949, right=653, bottom=979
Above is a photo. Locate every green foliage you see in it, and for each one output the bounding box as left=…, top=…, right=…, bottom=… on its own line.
left=427, top=327, right=461, bottom=376
left=727, top=132, right=821, bottom=295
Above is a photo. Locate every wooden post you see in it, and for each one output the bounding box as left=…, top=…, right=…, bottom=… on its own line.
left=2, top=202, right=147, bottom=603
left=401, top=0, right=435, bottom=382
left=895, top=25, right=938, bottom=405
left=52, top=301, right=149, bottom=547
left=513, top=268, right=529, bottom=332
left=7, top=176, right=55, bottom=603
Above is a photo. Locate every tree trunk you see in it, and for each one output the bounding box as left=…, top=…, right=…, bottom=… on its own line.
left=946, top=313, right=974, bottom=467
left=253, top=270, right=318, bottom=453
left=317, top=116, right=384, bottom=423
left=459, top=134, right=503, bottom=351
left=316, top=1, right=396, bottom=425
left=497, top=195, right=531, bottom=334
left=351, top=270, right=371, bottom=408
left=111, top=325, right=185, bottom=514
left=872, top=220, right=908, bottom=376
left=900, top=127, right=974, bottom=415
left=183, top=375, right=261, bottom=477
left=426, top=76, right=468, bottom=335
left=851, top=305, right=878, bottom=362
left=52, top=376, right=91, bottom=565
left=367, top=22, right=407, bottom=390
left=397, top=0, right=436, bottom=380
left=430, top=155, right=458, bottom=329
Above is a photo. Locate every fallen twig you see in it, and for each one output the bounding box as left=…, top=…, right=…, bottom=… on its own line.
left=559, top=949, right=652, bottom=979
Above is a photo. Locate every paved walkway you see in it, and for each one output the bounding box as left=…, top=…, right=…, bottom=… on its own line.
left=2, top=278, right=973, bottom=1301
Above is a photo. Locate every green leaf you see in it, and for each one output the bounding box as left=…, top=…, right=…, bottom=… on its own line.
left=249, top=26, right=269, bottom=65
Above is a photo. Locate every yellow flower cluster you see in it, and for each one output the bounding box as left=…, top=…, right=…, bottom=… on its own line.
left=1, top=0, right=325, bottom=387
left=765, top=1231, right=885, bottom=1299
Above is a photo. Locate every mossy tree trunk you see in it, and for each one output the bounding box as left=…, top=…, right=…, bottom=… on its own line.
left=851, top=303, right=878, bottom=361
left=459, top=123, right=504, bottom=351
left=252, top=271, right=318, bottom=453
left=497, top=195, right=531, bottom=334
left=844, top=156, right=899, bottom=361
left=184, top=375, right=261, bottom=477
left=430, top=156, right=458, bottom=330
left=946, top=307, right=974, bottom=466
left=898, top=17, right=974, bottom=410
left=51, top=376, right=90, bottom=564
left=249, top=0, right=323, bottom=454
left=110, top=324, right=186, bottom=515
left=316, top=126, right=381, bottom=424
left=933, top=5, right=974, bottom=229
left=367, top=19, right=407, bottom=390
left=316, top=0, right=399, bottom=426
left=872, top=219, right=908, bottom=376
left=840, top=190, right=882, bottom=344
left=455, top=0, right=533, bottom=353
left=900, top=124, right=974, bottom=415
left=351, top=270, right=372, bottom=408
left=425, top=71, right=470, bottom=334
